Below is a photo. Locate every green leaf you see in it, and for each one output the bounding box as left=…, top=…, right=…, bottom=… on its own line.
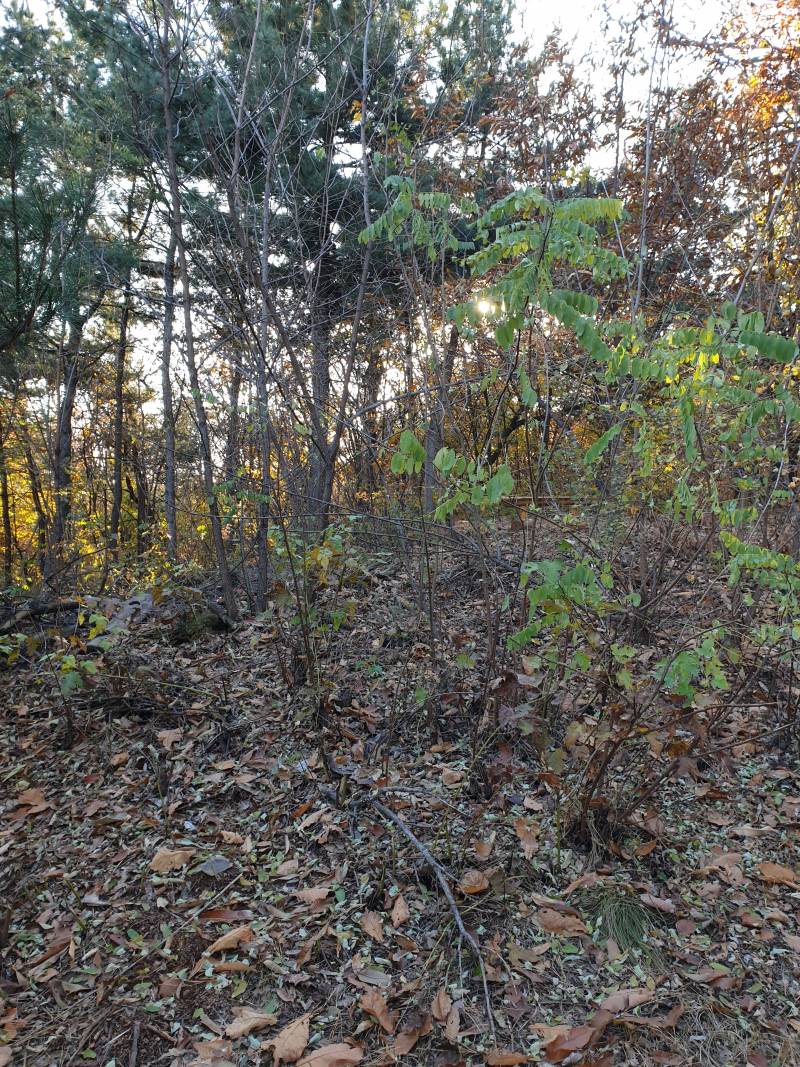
left=434, top=446, right=457, bottom=473
left=584, top=425, right=621, bottom=465
left=485, top=464, right=515, bottom=505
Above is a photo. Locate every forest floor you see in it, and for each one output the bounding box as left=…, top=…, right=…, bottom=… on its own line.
left=2, top=538, right=800, bottom=1067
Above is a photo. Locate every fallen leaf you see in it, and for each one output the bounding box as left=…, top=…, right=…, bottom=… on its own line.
left=360, top=988, right=397, bottom=1034
left=474, top=833, right=495, bottom=861
left=391, top=894, right=410, bottom=927
left=486, top=1051, right=529, bottom=1065
left=269, top=1013, right=311, bottom=1064
left=784, top=933, right=800, bottom=952
left=200, top=908, right=253, bottom=924
left=157, top=728, right=182, bottom=750
left=444, top=1003, right=460, bottom=1043
left=431, top=986, right=452, bottom=1022
left=393, top=1012, right=431, bottom=1055
left=12, top=787, right=51, bottom=815
left=296, top=885, right=331, bottom=908
left=150, top=847, right=195, bottom=873
left=197, top=855, right=233, bottom=876
left=533, top=907, right=587, bottom=936
left=513, top=818, right=540, bottom=860
left=296, top=1043, right=363, bottom=1066
left=207, top=925, right=254, bottom=955
left=617, top=1005, right=683, bottom=1030
left=359, top=911, right=385, bottom=943
left=458, top=869, right=489, bottom=895
left=600, top=988, right=653, bottom=1013
left=224, top=1006, right=278, bottom=1038
left=757, top=861, right=799, bottom=887
left=0, top=1048, right=11, bottom=1067
left=441, top=767, right=464, bottom=786
left=543, top=1010, right=612, bottom=1063
left=639, top=893, right=676, bottom=914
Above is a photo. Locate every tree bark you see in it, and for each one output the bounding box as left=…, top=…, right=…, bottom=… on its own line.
left=109, top=266, right=132, bottom=555
left=161, top=230, right=178, bottom=559
left=0, top=411, right=13, bottom=586
left=48, top=316, right=84, bottom=578
left=159, top=1, right=238, bottom=616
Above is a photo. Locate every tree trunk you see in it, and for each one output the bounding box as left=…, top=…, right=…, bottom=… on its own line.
left=109, top=267, right=132, bottom=555
left=0, top=411, right=13, bottom=586
left=48, top=317, right=83, bottom=578
left=159, top=3, right=238, bottom=617
left=162, top=231, right=178, bottom=560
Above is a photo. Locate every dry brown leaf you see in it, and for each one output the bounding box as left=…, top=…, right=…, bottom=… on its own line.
left=391, top=894, right=410, bottom=927
left=513, top=818, right=540, bottom=860
left=784, top=933, right=800, bottom=953
left=473, top=833, right=495, bottom=861
left=200, top=908, right=253, bottom=924
left=224, top=1007, right=278, bottom=1038
left=616, top=1004, right=683, bottom=1030
left=600, top=988, right=653, bottom=1013
left=360, top=988, right=397, bottom=1034
left=639, top=893, right=676, bottom=914
left=295, top=885, right=331, bottom=908
left=207, top=925, right=254, bottom=955
left=0, top=1047, right=11, bottom=1067
left=444, top=1004, right=460, bottom=1043
left=486, top=1051, right=529, bottom=1065
left=269, top=1013, right=311, bottom=1065
left=533, top=907, right=587, bottom=936
left=150, top=847, right=195, bottom=873
left=458, top=869, right=489, bottom=895
left=757, top=861, right=799, bottom=887
left=543, top=1010, right=612, bottom=1063
left=431, top=986, right=452, bottom=1022
left=296, top=1043, right=363, bottom=1067
left=157, top=728, right=182, bottom=751
left=441, top=767, right=464, bottom=786
left=13, top=787, right=51, bottom=815
left=359, top=911, right=385, bottom=943
left=393, top=1013, right=431, bottom=1055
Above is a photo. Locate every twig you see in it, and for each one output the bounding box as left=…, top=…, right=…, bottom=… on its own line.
left=129, top=1019, right=141, bottom=1067
left=369, top=798, right=496, bottom=1038
left=64, top=1007, right=114, bottom=1066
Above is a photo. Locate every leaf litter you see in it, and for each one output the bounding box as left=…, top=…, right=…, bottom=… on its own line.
left=1, top=558, right=799, bottom=1066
